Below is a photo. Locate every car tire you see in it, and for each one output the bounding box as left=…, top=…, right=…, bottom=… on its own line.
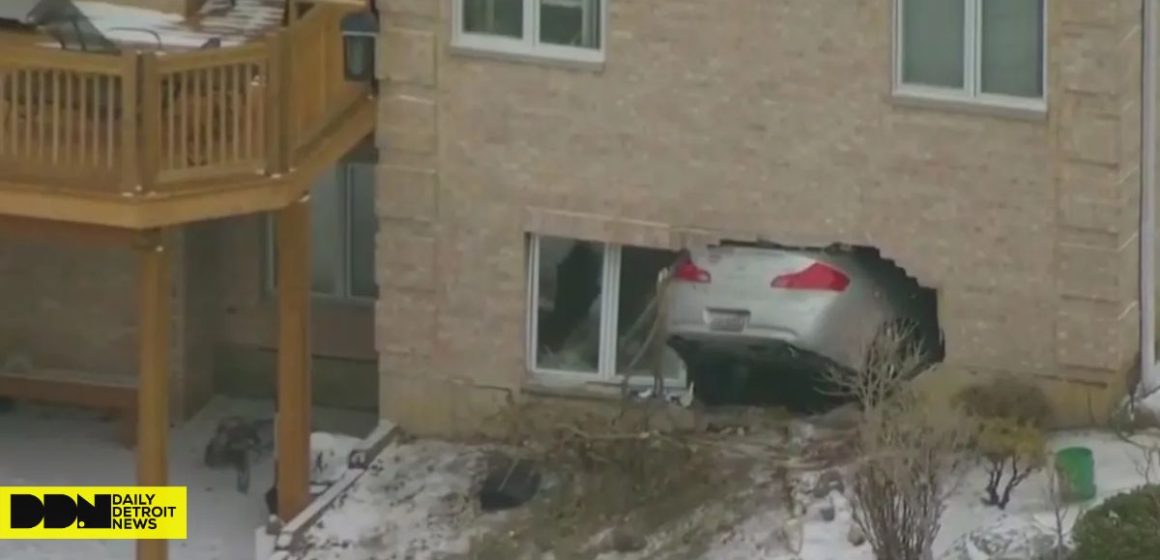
left=683, top=351, right=743, bottom=406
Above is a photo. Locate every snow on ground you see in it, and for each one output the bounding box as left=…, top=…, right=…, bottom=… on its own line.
left=1139, top=389, right=1160, bottom=423
left=935, top=431, right=1160, bottom=555
left=310, top=432, right=362, bottom=488
left=289, top=428, right=1160, bottom=560
left=727, top=430, right=1160, bottom=560
left=291, top=441, right=495, bottom=560
left=0, top=396, right=376, bottom=560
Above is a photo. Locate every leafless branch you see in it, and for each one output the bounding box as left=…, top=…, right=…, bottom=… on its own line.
left=1043, top=462, right=1073, bottom=560
left=828, top=322, right=970, bottom=560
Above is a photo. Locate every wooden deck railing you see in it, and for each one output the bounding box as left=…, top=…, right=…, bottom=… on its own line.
left=285, top=5, right=368, bottom=159
left=0, top=3, right=369, bottom=198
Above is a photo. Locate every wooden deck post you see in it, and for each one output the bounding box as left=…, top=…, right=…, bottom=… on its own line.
left=276, top=196, right=312, bottom=521
left=135, top=231, right=171, bottom=560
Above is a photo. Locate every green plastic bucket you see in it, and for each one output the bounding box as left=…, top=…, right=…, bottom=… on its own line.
left=1055, top=446, right=1097, bottom=503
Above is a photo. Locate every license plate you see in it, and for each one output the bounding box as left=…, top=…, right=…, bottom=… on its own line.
left=707, top=311, right=748, bottom=332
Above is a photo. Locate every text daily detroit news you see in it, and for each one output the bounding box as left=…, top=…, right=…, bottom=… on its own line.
left=0, top=486, right=187, bottom=539
left=15, top=493, right=178, bottom=530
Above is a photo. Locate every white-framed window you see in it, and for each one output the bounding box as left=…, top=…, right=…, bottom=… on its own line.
left=894, top=0, right=1046, bottom=111
left=266, top=163, right=377, bottom=302
left=526, top=235, right=687, bottom=389
left=452, top=0, right=605, bottom=64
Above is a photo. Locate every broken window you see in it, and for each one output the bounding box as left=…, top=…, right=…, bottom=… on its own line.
left=527, top=235, right=684, bottom=387
left=532, top=236, right=603, bottom=373
left=615, top=245, right=683, bottom=380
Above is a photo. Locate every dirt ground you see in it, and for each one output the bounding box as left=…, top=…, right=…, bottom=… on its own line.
left=463, top=397, right=853, bottom=560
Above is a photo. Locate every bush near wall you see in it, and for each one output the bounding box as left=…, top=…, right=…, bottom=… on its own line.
left=1072, top=484, right=1160, bottom=560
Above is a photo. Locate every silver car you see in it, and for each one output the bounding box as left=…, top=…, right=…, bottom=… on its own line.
left=665, top=243, right=942, bottom=375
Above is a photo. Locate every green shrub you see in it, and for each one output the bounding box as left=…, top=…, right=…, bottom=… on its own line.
left=953, top=375, right=1052, bottom=428
left=954, top=377, right=1051, bottom=510
left=1072, top=485, right=1160, bottom=560
left=974, top=417, right=1046, bottom=509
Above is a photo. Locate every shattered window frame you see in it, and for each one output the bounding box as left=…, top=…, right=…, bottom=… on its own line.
left=525, top=235, right=688, bottom=389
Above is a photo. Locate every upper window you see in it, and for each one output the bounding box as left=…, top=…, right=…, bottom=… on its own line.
left=453, top=0, right=605, bottom=64
left=895, top=0, right=1045, bottom=109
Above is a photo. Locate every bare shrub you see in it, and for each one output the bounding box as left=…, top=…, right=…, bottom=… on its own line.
left=1043, top=458, right=1082, bottom=560
left=824, top=320, right=928, bottom=409
left=825, top=323, right=971, bottom=560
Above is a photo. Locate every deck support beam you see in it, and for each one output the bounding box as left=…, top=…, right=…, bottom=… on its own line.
left=276, top=195, right=312, bottom=521
left=0, top=216, right=154, bottom=247
left=135, top=231, right=171, bottom=560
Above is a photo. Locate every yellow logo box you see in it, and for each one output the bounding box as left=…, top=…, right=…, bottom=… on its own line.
left=0, top=486, right=187, bottom=540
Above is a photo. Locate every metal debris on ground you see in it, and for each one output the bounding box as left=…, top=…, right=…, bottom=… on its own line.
left=479, top=455, right=541, bottom=512
left=203, top=415, right=273, bottom=493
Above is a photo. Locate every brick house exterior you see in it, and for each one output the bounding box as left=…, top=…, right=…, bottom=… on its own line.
left=370, top=0, right=1147, bottom=432
left=0, top=0, right=1146, bottom=435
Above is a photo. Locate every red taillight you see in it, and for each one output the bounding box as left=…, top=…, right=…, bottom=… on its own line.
left=673, top=255, right=711, bottom=283
left=772, top=262, right=849, bottom=291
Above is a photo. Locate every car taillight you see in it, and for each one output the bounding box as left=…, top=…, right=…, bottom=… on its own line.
left=772, top=262, right=849, bottom=291
left=673, top=255, right=711, bottom=283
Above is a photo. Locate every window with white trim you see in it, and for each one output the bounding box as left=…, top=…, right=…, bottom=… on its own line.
left=527, top=235, right=686, bottom=388
left=454, top=0, right=605, bottom=63
left=895, top=0, right=1046, bottom=108
left=266, top=163, right=377, bottom=301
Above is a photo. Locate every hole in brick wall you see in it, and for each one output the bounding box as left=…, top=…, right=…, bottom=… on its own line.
left=528, top=236, right=943, bottom=413
left=667, top=241, right=944, bottom=413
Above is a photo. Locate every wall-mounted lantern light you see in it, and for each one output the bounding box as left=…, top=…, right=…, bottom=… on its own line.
left=341, top=10, right=379, bottom=83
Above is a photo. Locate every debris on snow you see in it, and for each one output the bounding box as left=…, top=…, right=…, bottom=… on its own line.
left=291, top=441, right=491, bottom=560
left=937, top=516, right=1058, bottom=560
left=310, top=432, right=361, bottom=488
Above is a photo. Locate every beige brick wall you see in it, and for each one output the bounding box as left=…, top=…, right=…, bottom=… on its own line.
left=0, top=240, right=137, bottom=380
left=0, top=232, right=214, bottom=421
left=0, top=212, right=377, bottom=422
left=373, top=0, right=1147, bottom=432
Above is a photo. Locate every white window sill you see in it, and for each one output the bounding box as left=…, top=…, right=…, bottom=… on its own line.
left=523, top=378, right=626, bottom=402
left=891, top=88, right=1047, bottom=122
left=450, top=37, right=605, bottom=73
left=525, top=370, right=688, bottom=399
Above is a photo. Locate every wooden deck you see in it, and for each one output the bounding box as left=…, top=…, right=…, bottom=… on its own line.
left=0, top=2, right=374, bottom=228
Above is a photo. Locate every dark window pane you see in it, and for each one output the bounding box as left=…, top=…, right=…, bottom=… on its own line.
left=539, top=0, right=600, bottom=48
left=535, top=237, right=603, bottom=373
left=901, top=0, right=965, bottom=89
left=309, top=169, right=344, bottom=296
left=348, top=165, right=377, bottom=299
left=463, top=0, right=523, bottom=38
left=980, top=0, right=1044, bottom=98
